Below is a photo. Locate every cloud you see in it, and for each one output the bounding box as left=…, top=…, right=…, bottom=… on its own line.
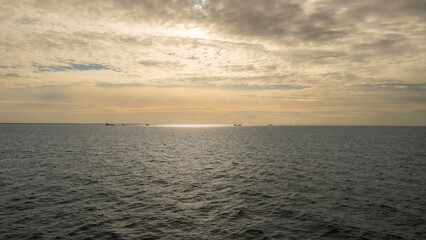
left=96, top=83, right=146, bottom=88
left=279, top=49, right=349, bottom=64
left=223, top=64, right=256, bottom=72
left=95, top=81, right=309, bottom=91
left=224, top=84, right=310, bottom=91
left=206, top=0, right=303, bottom=38
left=139, top=60, right=184, bottom=69
left=351, top=36, right=417, bottom=57
left=1, top=73, right=22, bottom=78
left=359, top=83, right=426, bottom=92
left=295, top=25, right=346, bottom=42
left=17, top=17, right=38, bottom=25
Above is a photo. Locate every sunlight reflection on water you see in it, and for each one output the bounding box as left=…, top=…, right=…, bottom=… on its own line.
left=153, top=124, right=231, bottom=128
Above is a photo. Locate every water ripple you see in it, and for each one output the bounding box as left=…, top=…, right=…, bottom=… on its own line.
left=0, top=125, right=425, bottom=239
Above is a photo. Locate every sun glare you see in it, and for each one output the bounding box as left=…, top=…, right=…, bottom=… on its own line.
left=154, top=124, right=229, bottom=128
left=175, top=24, right=207, bottom=39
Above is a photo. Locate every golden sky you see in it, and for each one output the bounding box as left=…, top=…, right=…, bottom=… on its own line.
left=0, top=0, right=425, bottom=125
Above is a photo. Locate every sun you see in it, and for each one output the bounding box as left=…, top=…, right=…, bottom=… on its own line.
left=175, top=24, right=207, bottom=39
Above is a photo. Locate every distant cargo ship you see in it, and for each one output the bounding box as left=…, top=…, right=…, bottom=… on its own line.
left=105, top=123, right=114, bottom=126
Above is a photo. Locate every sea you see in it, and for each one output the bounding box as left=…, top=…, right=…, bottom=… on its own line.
left=0, top=124, right=425, bottom=239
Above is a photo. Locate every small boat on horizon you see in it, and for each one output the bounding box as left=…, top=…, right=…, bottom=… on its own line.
left=105, top=123, right=114, bottom=126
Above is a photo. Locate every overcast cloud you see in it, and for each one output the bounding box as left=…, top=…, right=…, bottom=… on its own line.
left=0, top=0, right=425, bottom=124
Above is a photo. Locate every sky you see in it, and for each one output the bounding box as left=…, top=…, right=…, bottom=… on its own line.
left=0, top=0, right=425, bottom=125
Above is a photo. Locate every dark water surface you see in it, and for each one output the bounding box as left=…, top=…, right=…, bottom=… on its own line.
left=1, top=125, right=425, bottom=239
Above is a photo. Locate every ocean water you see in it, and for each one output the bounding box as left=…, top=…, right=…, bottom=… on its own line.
left=0, top=124, right=425, bottom=239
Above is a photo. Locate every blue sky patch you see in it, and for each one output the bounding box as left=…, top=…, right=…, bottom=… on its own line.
left=34, top=62, right=115, bottom=72
left=0, top=65, right=20, bottom=69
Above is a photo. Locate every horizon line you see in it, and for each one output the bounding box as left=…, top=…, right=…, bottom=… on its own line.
left=1, top=122, right=425, bottom=127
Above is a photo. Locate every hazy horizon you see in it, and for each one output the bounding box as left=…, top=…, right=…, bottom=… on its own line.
left=1, top=0, right=425, bottom=125
left=1, top=122, right=426, bottom=127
